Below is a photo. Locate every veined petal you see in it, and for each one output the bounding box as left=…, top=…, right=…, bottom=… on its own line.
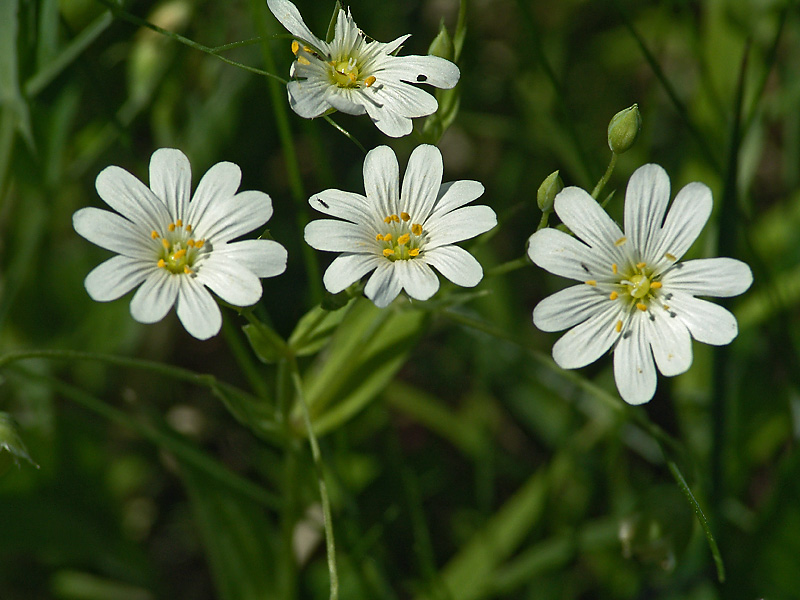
left=149, top=148, right=191, bottom=219
left=96, top=165, right=171, bottom=230
left=533, top=284, right=614, bottom=333
left=424, top=205, right=496, bottom=248
left=422, top=245, right=483, bottom=287
left=309, top=189, right=374, bottom=225
left=428, top=180, right=485, bottom=222
left=213, top=239, right=288, bottom=278
left=649, top=181, right=712, bottom=266
left=84, top=255, right=153, bottom=302
left=624, top=164, right=671, bottom=260
left=176, top=277, right=222, bottom=340
left=401, top=145, right=443, bottom=222
left=186, top=161, right=242, bottom=230
left=73, top=207, right=154, bottom=259
left=551, top=301, right=621, bottom=369
left=381, top=34, right=412, bottom=57
left=364, top=146, right=400, bottom=218
left=195, top=190, right=273, bottom=244
left=266, top=0, right=325, bottom=50
left=613, top=315, right=657, bottom=405
left=196, top=254, right=264, bottom=307
left=364, top=261, right=403, bottom=308
left=364, top=99, right=414, bottom=138
left=326, top=87, right=368, bottom=115
left=666, top=291, right=740, bottom=346
left=395, top=259, right=439, bottom=302
left=554, top=187, right=627, bottom=264
left=645, top=309, right=693, bottom=377
left=305, top=219, right=375, bottom=252
left=661, top=257, right=752, bottom=297
left=323, top=253, right=381, bottom=293
left=527, top=228, right=614, bottom=282
left=378, top=55, right=460, bottom=89
left=370, top=80, right=439, bottom=119
left=288, top=79, right=335, bottom=119
left=130, top=269, right=180, bottom=324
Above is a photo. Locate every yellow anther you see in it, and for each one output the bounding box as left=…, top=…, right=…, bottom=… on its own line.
left=609, top=291, right=619, bottom=300
left=176, top=219, right=183, bottom=227
left=585, top=280, right=597, bottom=286
left=187, top=239, right=195, bottom=247
left=364, top=75, right=376, bottom=87
left=384, top=216, right=393, bottom=224
left=168, top=223, right=176, bottom=232
left=411, top=223, right=423, bottom=236
left=173, top=249, right=187, bottom=259
left=162, top=238, right=170, bottom=249
left=650, top=281, right=662, bottom=289
left=157, top=259, right=166, bottom=268
left=348, top=72, right=357, bottom=83
left=151, top=230, right=159, bottom=239
left=665, top=252, right=677, bottom=261
left=614, top=236, right=627, bottom=246
left=391, top=214, right=400, bottom=222
left=183, top=265, right=193, bottom=275
left=612, top=263, right=617, bottom=274
left=663, top=304, right=670, bottom=311
left=397, top=234, right=410, bottom=245
left=383, top=248, right=395, bottom=257
left=297, top=56, right=311, bottom=66
left=186, top=224, right=192, bottom=232
left=615, top=320, right=623, bottom=333
left=400, top=212, right=410, bottom=221
left=376, top=234, right=384, bottom=241
left=409, top=248, right=420, bottom=257
left=291, top=40, right=300, bottom=54
left=636, top=303, right=648, bottom=311
left=195, top=240, right=205, bottom=248
left=383, top=233, right=393, bottom=242
left=636, top=262, right=646, bottom=269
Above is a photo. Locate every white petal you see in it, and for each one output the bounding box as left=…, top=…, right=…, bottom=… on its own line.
left=526, top=228, right=612, bottom=282
left=533, top=285, right=613, bottom=332
left=613, top=315, right=657, bottom=405
left=304, top=219, right=375, bottom=252
left=84, top=255, right=153, bottom=301
left=130, top=269, right=180, bottom=324
left=381, top=34, right=412, bottom=57
left=213, top=239, right=288, bottom=278
left=323, top=253, right=381, bottom=293
left=363, top=146, right=400, bottom=218
left=266, top=0, right=325, bottom=50
left=364, top=100, right=413, bottom=138
left=195, top=190, right=273, bottom=244
left=195, top=254, right=263, bottom=307
left=422, top=245, right=483, bottom=287
left=95, top=165, right=171, bottom=230
left=401, top=145, right=442, bottom=222
left=554, top=187, right=628, bottom=264
left=370, top=80, right=439, bottom=119
left=428, top=180, right=485, bottom=223
left=327, top=87, right=368, bottom=116
left=73, top=207, right=153, bottom=259
left=149, top=148, right=191, bottom=219
left=309, top=189, right=374, bottom=225
left=288, top=78, right=334, bottom=119
left=395, top=259, right=439, bottom=302
left=424, top=205, right=496, bottom=249
left=551, top=301, right=622, bottom=369
left=364, top=261, right=402, bottom=308
left=176, top=277, right=222, bottom=340
left=649, top=181, right=712, bottom=266
left=377, top=55, right=460, bottom=89
left=624, top=164, right=671, bottom=260
left=666, top=292, right=740, bottom=346
left=661, top=257, right=752, bottom=297
left=645, top=309, right=693, bottom=377
left=186, top=161, right=242, bottom=230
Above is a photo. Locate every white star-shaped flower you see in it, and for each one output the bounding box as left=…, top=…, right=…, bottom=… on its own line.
left=73, top=148, right=288, bottom=340
left=305, top=144, right=496, bottom=307
left=267, top=0, right=460, bottom=138
left=527, top=164, right=753, bottom=404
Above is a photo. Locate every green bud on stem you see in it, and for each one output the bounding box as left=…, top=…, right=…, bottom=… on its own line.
left=537, top=170, right=563, bottom=213
left=607, top=104, right=642, bottom=154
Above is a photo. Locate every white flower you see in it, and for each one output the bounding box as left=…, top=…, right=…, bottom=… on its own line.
left=305, top=145, right=496, bottom=308
left=267, top=0, right=460, bottom=138
left=73, top=148, right=288, bottom=340
left=527, top=164, right=753, bottom=405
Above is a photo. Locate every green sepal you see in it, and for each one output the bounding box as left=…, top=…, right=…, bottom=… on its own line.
left=0, top=412, right=38, bottom=476
left=325, top=1, right=343, bottom=44
left=428, top=18, right=454, bottom=61
left=288, top=297, right=354, bottom=358
left=243, top=319, right=290, bottom=364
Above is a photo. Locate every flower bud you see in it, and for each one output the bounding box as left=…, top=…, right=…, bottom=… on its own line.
left=607, top=104, right=642, bottom=154
left=427, top=20, right=455, bottom=61
left=537, top=170, right=563, bottom=213
left=0, top=413, right=36, bottom=476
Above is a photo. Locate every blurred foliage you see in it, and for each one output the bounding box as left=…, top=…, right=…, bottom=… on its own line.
left=1, top=0, right=799, bottom=598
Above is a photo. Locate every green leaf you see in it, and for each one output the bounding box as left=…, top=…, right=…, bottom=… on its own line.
left=288, top=299, right=353, bottom=357
left=0, top=0, right=34, bottom=148
left=243, top=321, right=288, bottom=364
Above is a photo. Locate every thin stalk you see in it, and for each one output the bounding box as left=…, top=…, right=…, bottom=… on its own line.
left=322, top=115, right=367, bottom=154
left=590, top=153, right=617, bottom=200
left=537, top=211, right=550, bottom=231
left=485, top=256, right=530, bottom=278
left=289, top=358, right=339, bottom=600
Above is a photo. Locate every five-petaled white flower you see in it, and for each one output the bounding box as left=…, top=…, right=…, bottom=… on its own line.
left=527, top=164, right=753, bottom=405
left=266, top=0, right=460, bottom=138
left=305, top=144, right=496, bottom=308
left=73, top=148, right=288, bottom=340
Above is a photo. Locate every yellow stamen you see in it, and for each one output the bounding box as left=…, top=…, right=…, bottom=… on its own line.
left=195, top=240, right=205, bottom=248
left=665, top=252, right=677, bottom=261
left=614, top=236, right=627, bottom=246
left=383, top=233, right=393, bottom=242
left=397, top=234, right=410, bottom=245
left=176, top=219, right=183, bottom=227
left=376, top=234, right=384, bottom=241
left=411, top=223, right=423, bottom=236
left=187, top=239, right=195, bottom=247
left=585, top=280, right=597, bottom=286
left=364, top=75, right=376, bottom=87
left=151, top=230, right=159, bottom=239
left=383, top=248, right=395, bottom=257
left=162, top=238, right=170, bottom=249
left=636, top=262, right=646, bottom=269
left=186, top=224, right=192, bottom=232
left=609, top=291, right=618, bottom=300
left=168, top=223, right=176, bottom=232
left=297, top=56, right=311, bottom=66
left=391, top=214, right=400, bottom=222
left=291, top=40, right=300, bottom=54
left=615, top=320, right=623, bottom=333
left=183, top=265, right=193, bottom=275
left=173, top=249, right=187, bottom=259
left=650, top=281, right=662, bottom=289
left=663, top=305, right=670, bottom=311
left=157, top=259, right=166, bottom=268
left=636, top=303, right=648, bottom=311
left=409, top=248, right=420, bottom=257
left=612, top=263, right=617, bottom=274
left=384, top=216, right=393, bottom=224
left=400, top=212, right=410, bottom=221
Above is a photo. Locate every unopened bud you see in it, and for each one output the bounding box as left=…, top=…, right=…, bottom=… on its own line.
left=537, top=170, right=563, bottom=213
left=607, top=104, right=642, bottom=154
left=0, top=413, right=37, bottom=476
left=427, top=19, right=455, bottom=61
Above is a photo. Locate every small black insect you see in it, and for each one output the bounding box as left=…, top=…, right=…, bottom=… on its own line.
left=417, top=74, right=427, bottom=82
left=580, top=262, right=590, bottom=273
left=669, top=311, right=677, bottom=318
left=622, top=331, right=632, bottom=340
left=649, top=314, right=656, bottom=322
left=664, top=293, right=673, bottom=301
left=317, top=198, right=329, bottom=209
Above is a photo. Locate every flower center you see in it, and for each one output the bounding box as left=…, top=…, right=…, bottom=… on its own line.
left=151, top=220, right=208, bottom=275
left=376, top=212, right=424, bottom=262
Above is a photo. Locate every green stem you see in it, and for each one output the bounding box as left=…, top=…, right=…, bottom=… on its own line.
left=590, top=153, right=617, bottom=200
left=322, top=115, right=367, bottom=154
left=485, top=256, right=530, bottom=278
left=537, top=211, right=550, bottom=231
left=289, top=358, right=339, bottom=600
